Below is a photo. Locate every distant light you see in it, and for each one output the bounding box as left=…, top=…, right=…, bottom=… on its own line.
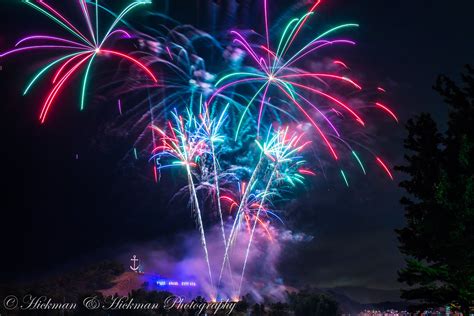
left=155, top=279, right=197, bottom=287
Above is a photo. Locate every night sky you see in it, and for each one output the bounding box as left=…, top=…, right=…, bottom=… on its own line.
left=1, top=0, right=473, bottom=298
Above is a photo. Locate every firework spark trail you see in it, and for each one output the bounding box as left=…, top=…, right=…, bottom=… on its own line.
left=1, top=0, right=155, bottom=123
left=238, top=163, right=277, bottom=296
left=186, top=162, right=215, bottom=294
left=206, top=0, right=400, bottom=185
left=4, top=0, right=400, bottom=299
left=119, top=26, right=258, bottom=142
left=237, top=127, right=310, bottom=295
left=211, top=140, right=225, bottom=247
left=198, top=102, right=236, bottom=293
left=211, top=138, right=236, bottom=294
left=199, top=102, right=228, bottom=249
left=220, top=187, right=280, bottom=241
left=39, top=53, right=93, bottom=123
left=375, top=102, right=399, bottom=123
left=209, top=2, right=367, bottom=161
left=376, top=156, right=394, bottom=180
left=150, top=110, right=216, bottom=294
left=129, top=0, right=395, bottom=298
left=218, top=155, right=265, bottom=287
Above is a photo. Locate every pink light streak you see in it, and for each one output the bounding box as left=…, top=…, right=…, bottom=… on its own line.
left=99, top=49, right=158, bottom=83
left=375, top=102, right=399, bottom=123
left=376, top=157, right=394, bottom=180
left=40, top=53, right=93, bottom=123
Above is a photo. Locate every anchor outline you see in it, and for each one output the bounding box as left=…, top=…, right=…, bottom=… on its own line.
left=130, top=255, right=140, bottom=272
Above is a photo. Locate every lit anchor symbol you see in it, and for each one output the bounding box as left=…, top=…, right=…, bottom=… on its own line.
left=130, top=255, right=140, bottom=272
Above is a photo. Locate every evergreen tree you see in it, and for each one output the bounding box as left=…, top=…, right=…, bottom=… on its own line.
left=396, top=65, right=474, bottom=314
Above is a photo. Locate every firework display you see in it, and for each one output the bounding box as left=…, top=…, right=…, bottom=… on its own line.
left=1, top=0, right=399, bottom=300
left=0, top=0, right=157, bottom=123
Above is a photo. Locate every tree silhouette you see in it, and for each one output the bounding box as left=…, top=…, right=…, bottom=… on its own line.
left=396, top=65, right=474, bottom=314
left=288, top=290, right=339, bottom=316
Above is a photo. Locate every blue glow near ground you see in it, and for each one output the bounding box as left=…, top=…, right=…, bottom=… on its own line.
left=142, top=273, right=198, bottom=289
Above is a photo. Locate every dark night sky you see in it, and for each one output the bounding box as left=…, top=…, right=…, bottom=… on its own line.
left=1, top=0, right=473, bottom=296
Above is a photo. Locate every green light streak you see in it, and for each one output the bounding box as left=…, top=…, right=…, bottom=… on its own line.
left=86, top=0, right=134, bottom=30
left=279, top=23, right=359, bottom=71
left=24, top=1, right=92, bottom=46
left=352, top=151, right=367, bottom=175
left=314, top=23, right=359, bottom=41
left=215, top=72, right=266, bottom=87
left=80, top=53, right=97, bottom=110
left=275, top=78, right=297, bottom=100
left=100, top=1, right=149, bottom=47
left=277, top=12, right=313, bottom=63
left=235, top=82, right=269, bottom=141
left=340, top=170, right=349, bottom=187
left=23, top=52, right=85, bottom=95
left=274, top=17, right=299, bottom=67
left=95, top=0, right=99, bottom=43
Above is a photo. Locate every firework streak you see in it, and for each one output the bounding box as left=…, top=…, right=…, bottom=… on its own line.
left=158, top=0, right=396, bottom=298
left=0, top=0, right=157, bottom=123
left=2, top=0, right=400, bottom=300
left=150, top=109, right=215, bottom=292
